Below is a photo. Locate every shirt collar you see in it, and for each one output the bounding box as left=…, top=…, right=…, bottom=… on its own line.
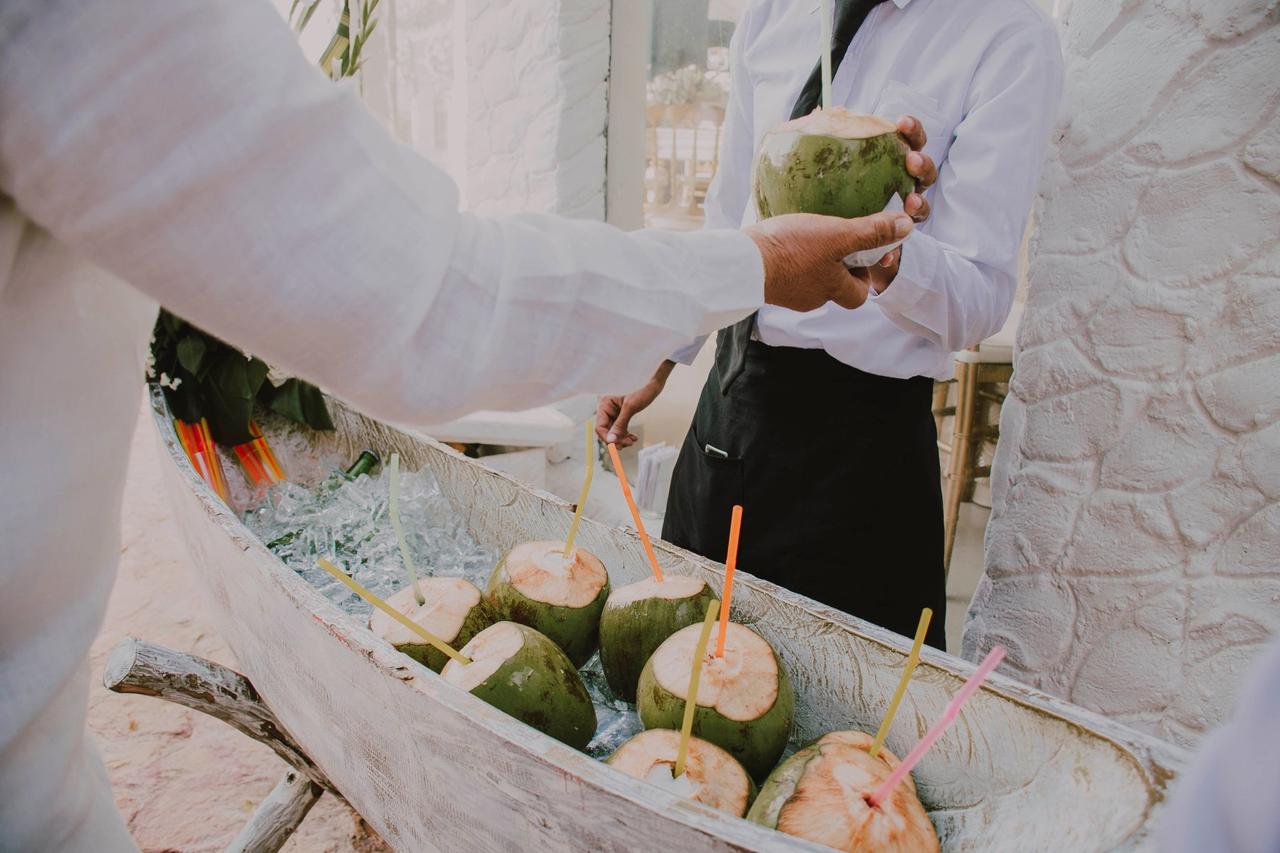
left=892, top=0, right=912, bottom=8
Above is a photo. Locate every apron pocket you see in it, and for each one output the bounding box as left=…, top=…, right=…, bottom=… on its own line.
left=663, top=425, right=746, bottom=559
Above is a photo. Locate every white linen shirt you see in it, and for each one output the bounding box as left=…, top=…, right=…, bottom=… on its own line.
left=672, top=0, right=1064, bottom=380
left=0, top=2, right=764, bottom=849
left=1159, top=635, right=1280, bottom=853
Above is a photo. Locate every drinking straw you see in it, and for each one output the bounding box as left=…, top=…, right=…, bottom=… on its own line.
left=607, top=442, right=664, bottom=582
left=387, top=453, right=425, bottom=606
left=249, top=421, right=283, bottom=473
left=867, top=646, right=1006, bottom=808
left=820, top=0, right=833, bottom=111
left=176, top=418, right=230, bottom=503
left=869, top=608, right=933, bottom=759
left=564, top=420, right=595, bottom=557
left=316, top=558, right=469, bottom=665
left=239, top=420, right=285, bottom=484
left=198, top=420, right=231, bottom=500
left=675, top=598, right=721, bottom=778
left=714, top=505, right=743, bottom=658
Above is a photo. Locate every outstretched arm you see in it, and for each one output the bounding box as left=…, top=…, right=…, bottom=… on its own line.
left=0, top=0, right=906, bottom=425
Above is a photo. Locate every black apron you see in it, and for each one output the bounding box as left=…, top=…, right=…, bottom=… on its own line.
left=661, top=337, right=948, bottom=649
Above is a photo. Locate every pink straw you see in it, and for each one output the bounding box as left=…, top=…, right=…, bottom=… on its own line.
left=867, top=646, right=1006, bottom=808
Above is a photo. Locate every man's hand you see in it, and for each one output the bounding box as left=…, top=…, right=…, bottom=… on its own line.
left=897, top=115, right=937, bottom=224
left=747, top=211, right=913, bottom=312
left=851, top=116, right=938, bottom=294
left=597, top=360, right=676, bottom=447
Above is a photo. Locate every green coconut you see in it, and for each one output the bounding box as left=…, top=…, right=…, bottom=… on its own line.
left=747, top=730, right=938, bottom=853
left=607, top=729, right=757, bottom=817
left=369, top=577, right=495, bottom=673
left=485, top=541, right=610, bottom=668
left=598, top=574, right=719, bottom=702
left=441, top=621, right=597, bottom=750
left=636, top=621, right=794, bottom=780
left=754, top=108, right=914, bottom=221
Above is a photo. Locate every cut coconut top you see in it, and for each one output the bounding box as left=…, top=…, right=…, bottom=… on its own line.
left=776, top=737, right=937, bottom=853
left=441, top=621, right=525, bottom=692
left=370, top=578, right=482, bottom=648
left=651, top=622, right=779, bottom=722
left=774, top=107, right=897, bottom=140
left=609, top=729, right=751, bottom=815
left=502, top=541, right=608, bottom=608
left=606, top=574, right=708, bottom=608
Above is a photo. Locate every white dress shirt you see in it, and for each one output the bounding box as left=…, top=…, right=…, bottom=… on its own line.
left=1159, top=635, right=1280, bottom=853
left=0, top=2, right=764, bottom=849
left=672, top=0, right=1064, bottom=380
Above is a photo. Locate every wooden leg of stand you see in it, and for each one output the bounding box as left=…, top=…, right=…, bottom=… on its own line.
left=932, top=380, right=951, bottom=441
left=225, top=770, right=324, bottom=853
left=944, top=362, right=976, bottom=577
left=104, top=636, right=334, bottom=794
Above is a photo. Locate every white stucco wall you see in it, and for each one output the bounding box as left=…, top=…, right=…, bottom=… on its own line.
left=964, top=0, right=1280, bottom=748
left=279, top=0, right=610, bottom=218
left=461, top=0, right=610, bottom=217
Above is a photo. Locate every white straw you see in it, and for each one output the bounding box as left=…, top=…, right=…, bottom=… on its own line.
left=388, top=452, right=425, bottom=605
left=820, top=0, right=833, bottom=111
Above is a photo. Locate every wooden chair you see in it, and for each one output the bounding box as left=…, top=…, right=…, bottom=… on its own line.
left=939, top=302, right=1022, bottom=576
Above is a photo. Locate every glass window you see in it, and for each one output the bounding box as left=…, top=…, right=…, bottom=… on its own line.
left=643, top=0, right=745, bottom=230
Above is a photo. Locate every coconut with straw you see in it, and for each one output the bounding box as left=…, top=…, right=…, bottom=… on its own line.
left=752, top=0, right=913, bottom=227
left=598, top=441, right=719, bottom=701
left=636, top=507, right=794, bottom=781
left=485, top=422, right=611, bottom=667
left=368, top=453, right=494, bottom=672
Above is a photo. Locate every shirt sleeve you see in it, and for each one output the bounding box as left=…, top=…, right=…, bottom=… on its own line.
left=865, top=18, right=1064, bottom=352
left=1157, top=637, right=1280, bottom=852
left=0, top=0, right=764, bottom=425
left=667, top=3, right=760, bottom=367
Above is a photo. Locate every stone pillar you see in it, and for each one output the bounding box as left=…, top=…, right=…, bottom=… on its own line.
left=460, top=0, right=610, bottom=217
left=963, top=0, right=1280, bottom=748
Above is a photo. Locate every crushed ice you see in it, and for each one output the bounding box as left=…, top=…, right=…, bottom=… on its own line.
left=239, top=445, right=644, bottom=758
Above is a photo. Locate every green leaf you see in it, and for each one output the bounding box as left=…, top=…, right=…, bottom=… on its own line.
left=258, top=378, right=335, bottom=431
left=164, top=379, right=203, bottom=425
left=175, top=335, right=207, bottom=376
left=201, top=357, right=259, bottom=445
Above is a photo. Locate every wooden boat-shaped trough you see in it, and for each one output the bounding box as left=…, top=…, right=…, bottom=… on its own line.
left=140, top=390, right=1187, bottom=852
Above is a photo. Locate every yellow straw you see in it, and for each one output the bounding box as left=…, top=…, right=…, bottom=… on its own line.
left=869, top=607, right=933, bottom=759
left=675, top=599, right=721, bottom=778
left=315, top=558, right=469, bottom=665
left=564, top=420, right=595, bottom=557
left=387, top=453, right=425, bottom=605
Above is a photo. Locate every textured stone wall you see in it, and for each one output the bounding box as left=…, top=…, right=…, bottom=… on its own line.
left=462, top=0, right=610, bottom=217
left=964, top=0, right=1280, bottom=748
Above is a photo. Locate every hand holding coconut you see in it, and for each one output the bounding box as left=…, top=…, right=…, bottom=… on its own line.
left=747, top=211, right=914, bottom=312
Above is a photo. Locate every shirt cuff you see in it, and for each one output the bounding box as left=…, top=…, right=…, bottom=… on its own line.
left=865, top=230, right=939, bottom=316
left=669, top=335, right=709, bottom=365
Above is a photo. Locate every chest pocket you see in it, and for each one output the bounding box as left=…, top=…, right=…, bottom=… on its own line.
left=873, top=80, right=956, bottom=175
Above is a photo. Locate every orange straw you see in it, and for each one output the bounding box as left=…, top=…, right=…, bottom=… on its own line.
left=607, top=442, right=664, bottom=582
left=715, top=505, right=743, bottom=658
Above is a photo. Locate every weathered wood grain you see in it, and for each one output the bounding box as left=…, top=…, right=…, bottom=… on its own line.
left=104, top=636, right=333, bottom=794
left=225, top=770, right=324, bottom=853
left=151, top=390, right=1187, bottom=852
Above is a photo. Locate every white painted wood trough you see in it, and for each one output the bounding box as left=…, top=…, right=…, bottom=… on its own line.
left=144, top=391, right=1187, bottom=852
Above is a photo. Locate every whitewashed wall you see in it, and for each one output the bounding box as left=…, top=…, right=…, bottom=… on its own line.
left=276, top=0, right=610, bottom=217
left=964, top=0, right=1280, bottom=748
